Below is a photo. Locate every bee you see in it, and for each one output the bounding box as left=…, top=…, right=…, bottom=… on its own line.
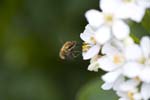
left=59, top=41, right=81, bottom=60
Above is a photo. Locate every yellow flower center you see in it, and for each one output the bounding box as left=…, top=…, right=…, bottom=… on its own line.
left=90, top=37, right=96, bottom=44
left=138, top=57, right=146, bottom=64
left=113, top=54, right=124, bottom=64
left=104, top=14, right=113, bottom=25
left=82, top=42, right=91, bottom=52
left=128, top=92, right=134, bottom=100
left=123, top=0, right=134, bottom=3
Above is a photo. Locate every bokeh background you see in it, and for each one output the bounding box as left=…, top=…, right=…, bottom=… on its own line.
left=0, top=0, right=150, bottom=100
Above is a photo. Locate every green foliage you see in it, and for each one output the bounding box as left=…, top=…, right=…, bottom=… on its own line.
left=129, top=10, right=150, bottom=42
left=76, top=78, right=118, bottom=100
left=142, top=10, right=150, bottom=33
left=0, top=0, right=99, bottom=100
left=0, top=70, right=62, bottom=100
left=129, top=21, right=148, bottom=43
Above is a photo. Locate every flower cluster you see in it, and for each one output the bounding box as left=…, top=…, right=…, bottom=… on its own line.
left=80, top=0, right=150, bottom=100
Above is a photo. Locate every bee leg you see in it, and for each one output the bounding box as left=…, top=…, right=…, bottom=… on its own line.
left=72, top=51, right=81, bottom=58
left=74, top=42, right=82, bottom=51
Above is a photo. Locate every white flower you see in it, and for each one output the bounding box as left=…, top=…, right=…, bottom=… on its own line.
left=140, top=36, right=150, bottom=59
left=137, top=0, right=150, bottom=9
left=80, top=25, right=101, bottom=60
left=122, top=36, right=150, bottom=83
left=141, top=83, right=150, bottom=100
left=139, top=67, right=150, bottom=83
left=85, top=6, right=130, bottom=44
left=98, top=40, right=127, bottom=90
left=98, top=40, right=126, bottom=72
left=139, top=36, right=150, bottom=83
left=87, top=55, right=101, bottom=72
left=98, top=38, right=140, bottom=91
left=123, top=61, right=143, bottom=78
left=122, top=42, right=144, bottom=78
left=100, top=0, right=149, bottom=22
left=101, top=70, right=123, bottom=90
left=80, top=0, right=150, bottom=99
left=116, top=79, right=142, bottom=100
left=98, top=37, right=134, bottom=72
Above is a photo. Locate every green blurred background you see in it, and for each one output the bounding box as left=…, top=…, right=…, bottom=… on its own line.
left=0, top=0, right=149, bottom=100
left=0, top=0, right=102, bottom=100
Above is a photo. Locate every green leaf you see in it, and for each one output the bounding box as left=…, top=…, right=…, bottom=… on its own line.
left=76, top=78, right=118, bottom=100
left=130, top=22, right=149, bottom=40
left=141, top=10, right=150, bottom=33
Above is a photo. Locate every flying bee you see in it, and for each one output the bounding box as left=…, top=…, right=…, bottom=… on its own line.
left=59, top=41, right=81, bottom=60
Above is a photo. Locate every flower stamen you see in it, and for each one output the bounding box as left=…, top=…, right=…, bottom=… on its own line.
left=113, top=54, right=124, bottom=64
left=104, top=14, right=113, bottom=25
left=82, top=42, right=91, bottom=52
left=127, top=92, right=134, bottom=100
left=138, top=57, right=146, bottom=64
left=90, top=37, right=97, bottom=44
left=123, top=0, right=134, bottom=3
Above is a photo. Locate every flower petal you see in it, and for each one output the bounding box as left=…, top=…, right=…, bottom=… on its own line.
left=102, top=69, right=122, bottom=83
left=117, top=3, right=145, bottom=22
left=123, top=36, right=134, bottom=47
left=141, top=83, right=150, bottom=100
left=102, top=43, right=119, bottom=55
left=139, top=67, right=150, bottom=83
left=119, top=79, right=139, bottom=92
left=98, top=56, right=119, bottom=71
left=111, top=39, right=125, bottom=51
left=95, top=26, right=111, bottom=44
left=112, top=20, right=130, bottom=40
left=85, top=9, right=104, bottom=28
left=123, top=62, right=143, bottom=78
left=101, top=82, right=113, bottom=90
left=133, top=93, right=142, bottom=100
left=100, top=0, right=120, bottom=13
left=82, top=44, right=100, bottom=60
left=87, top=61, right=99, bottom=72
left=117, top=91, right=128, bottom=99
left=80, top=33, right=92, bottom=43
left=124, top=44, right=142, bottom=61
left=140, top=36, right=150, bottom=59
left=118, top=98, right=128, bottom=100
left=113, top=76, right=125, bottom=91
left=129, top=4, right=146, bottom=22
left=114, top=3, right=132, bottom=19
left=137, top=0, right=150, bottom=8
